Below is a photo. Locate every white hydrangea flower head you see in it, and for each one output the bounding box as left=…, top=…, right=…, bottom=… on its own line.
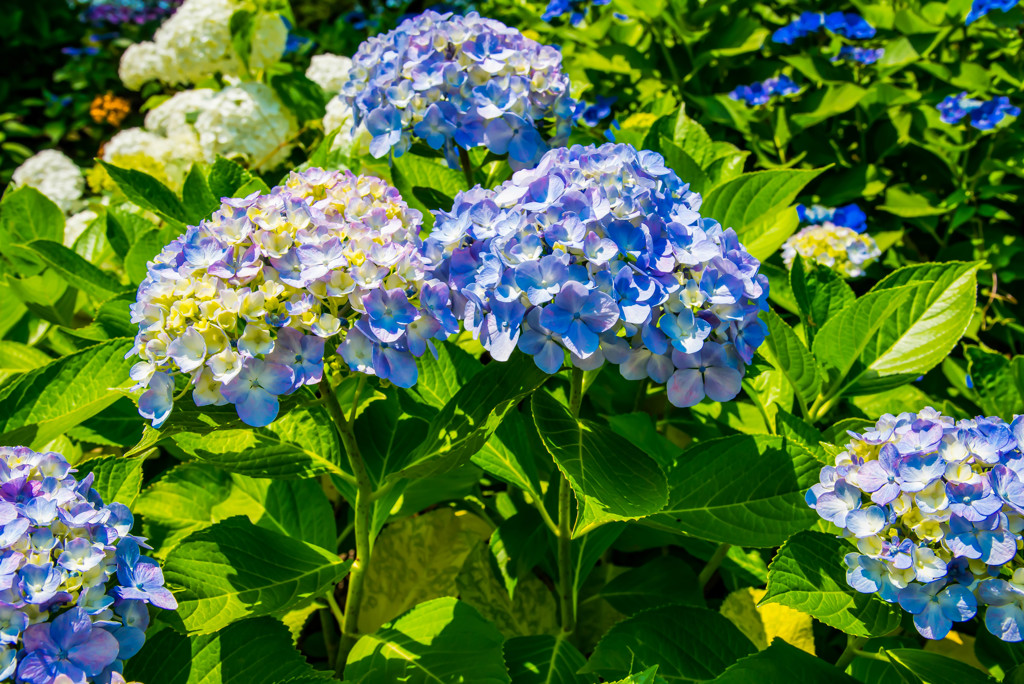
left=64, top=209, right=99, bottom=246
left=782, top=222, right=882, bottom=278
left=194, top=83, right=297, bottom=169
left=323, top=96, right=369, bottom=157
left=144, top=89, right=218, bottom=137
left=103, top=128, right=203, bottom=191
left=306, top=54, right=353, bottom=93
left=11, top=150, right=84, bottom=214
left=118, top=0, right=286, bottom=90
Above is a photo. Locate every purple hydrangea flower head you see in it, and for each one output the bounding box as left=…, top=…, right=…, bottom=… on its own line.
left=74, top=0, right=182, bottom=26
left=424, top=143, right=769, bottom=406
left=130, top=169, right=452, bottom=427
left=338, top=11, right=578, bottom=169
left=0, top=447, right=173, bottom=682
left=966, top=0, right=1021, bottom=24
left=938, top=92, right=1020, bottom=130
left=729, top=75, right=801, bottom=107
left=809, top=408, right=1024, bottom=642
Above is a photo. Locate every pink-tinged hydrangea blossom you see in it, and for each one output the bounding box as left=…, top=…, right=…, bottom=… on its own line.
left=130, top=168, right=451, bottom=428
left=423, top=142, right=769, bottom=408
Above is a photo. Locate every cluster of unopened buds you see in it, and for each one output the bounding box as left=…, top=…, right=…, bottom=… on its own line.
left=728, top=75, right=800, bottom=107
left=338, top=11, right=578, bottom=168
left=0, top=446, right=173, bottom=683
left=423, top=142, right=770, bottom=408
left=782, top=203, right=880, bottom=278
left=808, top=408, right=1024, bottom=642
left=130, top=168, right=450, bottom=428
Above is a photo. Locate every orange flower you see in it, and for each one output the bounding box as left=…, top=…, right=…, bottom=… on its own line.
left=90, top=92, right=131, bottom=126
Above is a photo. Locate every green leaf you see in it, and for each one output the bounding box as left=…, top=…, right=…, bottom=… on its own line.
left=124, top=230, right=165, bottom=285
left=701, top=168, right=825, bottom=261
left=209, top=157, right=260, bottom=200
left=390, top=354, right=548, bottom=482
left=504, top=635, right=595, bottom=684
left=472, top=412, right=544, bottom=504
left=355, top=508, right=490, bottom=634
left=581, top=606, right=756, bottom=681
left=129, top=616, right=333, bottom=684
left=271, top=72, right=328, bottom=124
left=790, top=84, right=867, bottom=130
left=81, top=454, right=146, bottom=508
left=0, top=338, right=135, bottom=449
left=598, top=556, right=705, bottom=615
left=790, top=257, right=856, bottom=343
left=405, top=344, right=482, bottom=413
left=24, top=239, right=125, bottom=301
left=645, top=434, right=819, bottom=547
left=164, top=516, right=352, bottom=635
left=99, top=161, right=187, bottom=227
left=391, top=154, right=468, bottom=229
left=0, top=341, right=52, bottom=382
left=760, top=308, right=822, bottom=415
left=816, top=262, right=981, bottom=396
left=712, top=639, right=860, bottom=683
left=345, top=597, right=511, bottom=684
left=0, top=185, right=64, bottom=244
left=605, top=667, right=660, bottom=684
left=673, top=109, right=714, bottom=167
left=965, top=347, right=1024, bottom=417
left=532, top=392, right=668, bottom=535
left=171, top=404, right=345, bottom=479
left=761, top=530, right=902, bottom=637
left=884, top=649, right=995, bottom=684
left=181, top=163, right=220, bottom=224
left=229, top=9, right=255, bottom=69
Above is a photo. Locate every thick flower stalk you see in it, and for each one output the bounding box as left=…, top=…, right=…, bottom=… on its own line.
left=728, top=76, right=800, bottom=107
left=937, top=92, right=1020, bottom=131
left=423, top=142, right=769, bottom=408
left=807, top=409, right=1024, bottom=642
left=0, top=446, right=174, bottom=683
left=783, top=204, right=879, bottom=278
left=338, top=10, right=578, bottom=168
left=130, top=168, right=448, bottom=429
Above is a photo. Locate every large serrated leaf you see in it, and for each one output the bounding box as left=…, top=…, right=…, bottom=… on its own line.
left=711, top=639, right=860, bottom=683
left=761, top=530, right=902, bottom=637
left=504, top=635, right=594, bottom=684
left=164, top=517, right=351, bottom=635
left=760, top=308, right=822, bottom=415
left=25, top=239, right=126, bottom=301
left=100, top=161, right=187, bottom=227
left=645, top=434, right=819, bottom=547
left=532, top=392, right=668, bottom=536
left=344, top=597, right=511, bottom=684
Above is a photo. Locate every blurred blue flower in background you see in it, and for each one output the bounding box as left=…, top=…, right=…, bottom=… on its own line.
left=966, top=0, right=1021, bottom=24
left=938, top=92, right=1020, bottom=130
left=729, top=75, right=800, bottom=107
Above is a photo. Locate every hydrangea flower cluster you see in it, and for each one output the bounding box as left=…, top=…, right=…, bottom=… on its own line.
left=728, top=75, right=800, bottom=107
left=338, top=11, right=578, bottom=168
left=772, top=11, right=876, bottom=44
left=541, top=0, right=611, bottom=26
left=11, top=150, right=84, bottom=215
left=806, top=409, right=1024, bottom=642
left=130, top=168, right=450, bottom=429
left=966, top=0, right=1020, bottom=24
left=72, top=0, right=182, bottom=25
left=422, top=143, right=769, bottom=408
left=783, top=204, right=879, bottom=278
left=833, top=46, right=884, bottom=65
left=0, top=446, right=175, bottom=683
left=937, top=92, right=1020, bottom=131
left=306, top=54, right=353, bottom=94
left=118, top=0, right=286, bottom=89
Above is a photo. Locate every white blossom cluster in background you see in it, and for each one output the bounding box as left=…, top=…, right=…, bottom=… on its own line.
left=119, top=0, right=287, bottom=90
left=11, top=150, right=84, bottom=214
left=307, top=54, right=369, bottom=158
left=103, top=83, right=296, bottom=187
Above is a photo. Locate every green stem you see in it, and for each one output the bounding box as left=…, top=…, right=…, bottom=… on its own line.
left=319, top=608, right=338, bottom=667
left=558, top=367, right=585, bottom=635
left=698, top=542, right=731, bottom=590
left=834, top=635, right=869, bottom=670
left=459, top=147, right=475, bottom=189
left=322, top=378, right=375, bottom=676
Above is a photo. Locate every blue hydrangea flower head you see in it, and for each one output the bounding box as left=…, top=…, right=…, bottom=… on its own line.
left=773, top=10, right=875, bottom=43
left=0, top=446, right=172, bottom=683
left=796, top=203, right=867, bottom=233
left=542, top=0, right=611, bottom=25
left=423, top=142, right=770, bottom=408
left=772, top=11, right=823, bottom=44
left=833, top=46, right=885, bottom=64
left=938, top=92, right=1020, bottom=130
left=130, top=168, right=451, bottom=428
left=338, top=11, right=579, bottom=169
left=966, top=0, right=1020, bottom=24
left=809, top=409, right=1024, bottom=642
left=729, top=75, right=801, bottom=107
